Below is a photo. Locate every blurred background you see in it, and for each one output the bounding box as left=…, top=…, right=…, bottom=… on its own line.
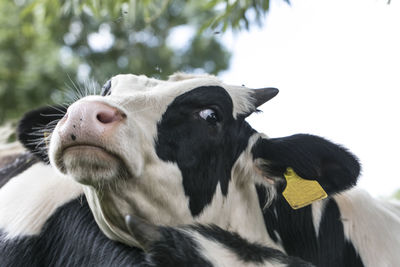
left=0, top=0, right=399, bottom=198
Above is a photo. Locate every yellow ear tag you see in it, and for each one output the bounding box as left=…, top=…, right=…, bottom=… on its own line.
left=282, top=167, right=327, bottom=209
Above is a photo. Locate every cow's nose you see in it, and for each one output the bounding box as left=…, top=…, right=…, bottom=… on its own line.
left=96, top=106, right=125, bottom=124
left=59, top=101, right=125, bottom=142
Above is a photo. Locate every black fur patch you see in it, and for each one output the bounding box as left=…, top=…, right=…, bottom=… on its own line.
left=252, top=134, right=361, bottom=194
left=317, top=199, right=364, bottom=267
left=146, top=226, right=213, bottom=267
left=257, top=185, right=319, bottom=263
left=155, top=86, right=254, bottom=216
left=191, top=224, right=314, bottom=266
left=18, top=105, right=67, bottom=163
left=0, top=153, right=38, bottom=188
left=256, top=186, right=364, bottom=266
left=0, top=197, right=145, bottom=267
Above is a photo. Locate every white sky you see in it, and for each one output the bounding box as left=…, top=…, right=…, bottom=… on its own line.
left=220, top=0, right=400, bottom=197
left=85, top=0, right=399, bottom=197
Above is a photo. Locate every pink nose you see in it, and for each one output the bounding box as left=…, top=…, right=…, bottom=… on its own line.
left=58, top=101, right=125, bottom=143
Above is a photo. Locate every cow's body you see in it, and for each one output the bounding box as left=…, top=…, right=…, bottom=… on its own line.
left=0, top=185, right=144, bottom=266
left=0, top=153, right=311, bottom=266
left=1, top=73, right=399, bottom=266
left=2, top=154, right=399, bottom=267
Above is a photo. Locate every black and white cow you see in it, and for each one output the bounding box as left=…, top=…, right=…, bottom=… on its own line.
left=0, top=159, right=310, bottom=266
left=1, top=73, right=399, bottom=266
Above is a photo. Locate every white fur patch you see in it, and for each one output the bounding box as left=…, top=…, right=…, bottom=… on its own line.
left=82, top=159, right=193, bottom=248
left=379, top=199, right=400, bottom=217
left=311, top=199, right=328, bottom=237
left=191, top=230, right=287, bottom=267
left=334, top=188, right=400, bottom=267
left=108, top=73, right=255, bottom=118
left=195, top=180, right=281, bottom=251
left=0, top=163, right=83, bottom=239
left=168, top=72, right=215, bottom=81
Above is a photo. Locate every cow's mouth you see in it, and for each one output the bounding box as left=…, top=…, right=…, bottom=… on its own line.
left=63, top=144, right=114, bottom=159
left=59, top=144, right=128, bottom=186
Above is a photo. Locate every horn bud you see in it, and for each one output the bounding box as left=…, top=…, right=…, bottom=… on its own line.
left=251, top=87, right=279, bottom=107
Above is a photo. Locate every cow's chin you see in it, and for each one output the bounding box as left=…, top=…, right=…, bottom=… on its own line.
left=61, top=145, right=126, bottom=186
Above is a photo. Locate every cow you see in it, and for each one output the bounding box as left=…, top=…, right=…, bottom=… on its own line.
left=0, top=150, right=311, bottom=266
left=2, top=73, right=400, bottom=266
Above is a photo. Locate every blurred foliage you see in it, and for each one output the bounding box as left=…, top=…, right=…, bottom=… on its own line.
left=2, top=0, right=277, bottom=124
left=0, top=0, right=280, bottom=123
left=21, top=0, right=280, bottom=32
left=394, top=189, right=400, bottom=200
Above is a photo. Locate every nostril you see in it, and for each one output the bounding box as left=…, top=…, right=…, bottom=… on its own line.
left=96, top=110, right=124, bottom=124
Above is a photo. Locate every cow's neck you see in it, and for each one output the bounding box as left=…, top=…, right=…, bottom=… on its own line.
left=81, top=134, right=282, bottom=250
left=83, top=159, right=195, bottom=247
left=83, top=176, right=282, bottom=252
left=195, top=180, right=282, bottom=251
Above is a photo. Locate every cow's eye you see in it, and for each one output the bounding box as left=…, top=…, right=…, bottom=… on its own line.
left=199, top=108, right=219, bottom=125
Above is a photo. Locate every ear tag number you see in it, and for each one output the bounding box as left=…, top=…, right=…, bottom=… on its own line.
left=282, top=167, right=327, bottom=209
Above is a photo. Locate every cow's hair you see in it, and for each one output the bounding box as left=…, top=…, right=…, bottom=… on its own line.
left=168, top=72, right=215, bottom=81
left=155, top=85, right=256, bottom=216
left=17, top=105, right=67, bottom=163
left=252, top=134, right=360, bottom=194
left=0, top=196, right=144, bottom=266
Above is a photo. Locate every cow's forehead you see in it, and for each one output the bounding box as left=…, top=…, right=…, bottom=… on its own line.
left=109, top=74, right=255, bottom=116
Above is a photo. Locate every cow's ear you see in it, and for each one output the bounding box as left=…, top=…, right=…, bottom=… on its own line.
left=17, top=105, right=67, bottom=163
left=125, top=215, right=162, bottom=251
left=251, top=134, right=361, bottom=195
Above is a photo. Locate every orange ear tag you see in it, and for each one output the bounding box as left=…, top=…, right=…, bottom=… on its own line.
left=282, top=167, right=327, bottom=209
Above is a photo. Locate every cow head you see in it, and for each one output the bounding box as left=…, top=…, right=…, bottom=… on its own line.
left=17, top=73, right=360, bottom=248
